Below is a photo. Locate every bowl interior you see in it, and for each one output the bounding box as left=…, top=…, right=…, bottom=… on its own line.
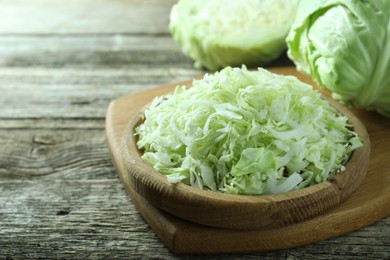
left=121, top=91, right=370, bottom=230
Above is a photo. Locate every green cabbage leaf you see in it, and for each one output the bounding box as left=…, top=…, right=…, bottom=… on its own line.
left=135, top=67, right=361, bottom=195
left=169, top=0, right=300, bottom=71
left=287, top=0, right=390, bottom=117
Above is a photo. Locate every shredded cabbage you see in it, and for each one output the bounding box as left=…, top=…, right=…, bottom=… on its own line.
left=135, top=67, right=362, bottom=195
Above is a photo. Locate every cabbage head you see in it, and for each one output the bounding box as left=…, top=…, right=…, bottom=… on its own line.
left=169, top=0, right=300, bottom=71
left=135, top=67, right=361, bottom=195
left=287, top=0, right=390, bottom=117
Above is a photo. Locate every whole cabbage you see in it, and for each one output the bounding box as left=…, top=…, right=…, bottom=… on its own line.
left=169, top=0, right=300, bottom=71
left=287, top=0, right=390, bottom=117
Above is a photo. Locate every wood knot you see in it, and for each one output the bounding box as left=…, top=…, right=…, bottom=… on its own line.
left=56, top=208, right=70, bottom=216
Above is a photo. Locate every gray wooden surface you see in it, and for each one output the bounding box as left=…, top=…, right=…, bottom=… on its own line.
left=0, top=1, right=388, bottom=259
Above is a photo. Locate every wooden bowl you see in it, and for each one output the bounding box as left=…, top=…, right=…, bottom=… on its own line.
left=120, top=85, right=370, bottom=230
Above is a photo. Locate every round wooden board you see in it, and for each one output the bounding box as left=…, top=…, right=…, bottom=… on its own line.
left=105, top=67, right=390, bottom=254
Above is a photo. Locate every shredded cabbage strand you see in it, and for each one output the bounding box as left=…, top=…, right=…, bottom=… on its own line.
left=135, top=67, right=362, bottom=195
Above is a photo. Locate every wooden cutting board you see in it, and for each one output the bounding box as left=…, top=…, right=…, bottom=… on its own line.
left=105, top=67, right=390, bottom=254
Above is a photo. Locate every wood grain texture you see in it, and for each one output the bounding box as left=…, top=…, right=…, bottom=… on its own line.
left=106, top=68, right=389, bottom=254
left=0, top=35, right=192, bottom=68
left=0, top=0, right=388, bottom=258
left=0, top=0, right=177, bottom=35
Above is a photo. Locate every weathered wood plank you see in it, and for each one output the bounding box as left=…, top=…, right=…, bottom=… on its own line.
left=0, top=179, right=172, bottom=259
left=0, top=81, right=199, bottom=119
left=0, top=118, right=104, bottom=129
left=0, top=35, right=194, bottom=68
left=0, top=129, right=112, bottom=179
left=0, top=83, right=148, bottom=119
left=0, top=67, right=200, bottom=120
left=0, top=67, right=200, bottom=85
left=0, top=178, right=388, bottom=259
left=0, top=0, right=177, bottom=35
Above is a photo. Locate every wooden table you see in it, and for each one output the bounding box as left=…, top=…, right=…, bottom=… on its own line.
left=0, top=1, right=388, bottom=259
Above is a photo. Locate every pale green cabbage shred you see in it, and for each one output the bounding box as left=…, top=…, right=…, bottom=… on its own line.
left=135, top=67, right=362, bottom=195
